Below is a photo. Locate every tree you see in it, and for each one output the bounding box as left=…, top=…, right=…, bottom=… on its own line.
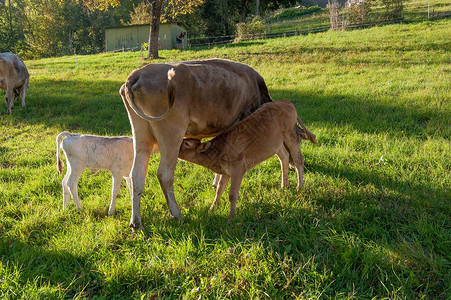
left=147, top=0, right=162, bottom=58
left=128, top=0, right=203, bottom=59
left=0, top=0, right=26, bottom=53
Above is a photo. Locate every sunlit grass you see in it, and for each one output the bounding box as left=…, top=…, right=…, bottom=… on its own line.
left=0, top=19, right=450, bottom=298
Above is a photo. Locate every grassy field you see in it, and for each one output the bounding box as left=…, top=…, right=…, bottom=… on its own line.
left=1, top=19, right=450, bottom=298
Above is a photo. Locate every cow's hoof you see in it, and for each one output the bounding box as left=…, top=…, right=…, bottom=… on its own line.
left=129, top=221, right=143, bottom=230
left=173, top=213, right=184, bottom=220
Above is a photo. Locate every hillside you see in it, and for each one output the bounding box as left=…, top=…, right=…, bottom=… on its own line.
left=265, top=0, right=451, bottom=34
left=0, top=19, right=450, bottom=298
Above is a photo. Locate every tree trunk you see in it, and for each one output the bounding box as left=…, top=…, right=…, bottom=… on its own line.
left=147, top=0, right=162, bottom=59
left=256, top=0, right=260, bottom=16
left=328, top=0, right=340, bottom=30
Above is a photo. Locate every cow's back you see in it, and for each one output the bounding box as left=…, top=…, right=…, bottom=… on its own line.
left=125, top=59, right=272, bottom=138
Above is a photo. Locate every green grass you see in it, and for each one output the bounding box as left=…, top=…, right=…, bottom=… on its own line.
left=1, top=19, right=450, bottom=298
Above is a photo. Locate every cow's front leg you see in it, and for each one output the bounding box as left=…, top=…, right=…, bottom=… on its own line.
left=129, top=142, right=152, bottom=229
left=4, top=91, right=13, bottom=114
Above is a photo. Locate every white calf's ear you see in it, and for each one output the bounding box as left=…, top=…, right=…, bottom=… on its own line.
left=196, top=142, right=211, bottom=153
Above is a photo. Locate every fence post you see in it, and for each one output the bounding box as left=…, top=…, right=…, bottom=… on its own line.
left=74, top=51, right=78, bottom=68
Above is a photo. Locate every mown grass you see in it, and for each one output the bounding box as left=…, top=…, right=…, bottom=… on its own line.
left=0, top=19, right=450, bottom=298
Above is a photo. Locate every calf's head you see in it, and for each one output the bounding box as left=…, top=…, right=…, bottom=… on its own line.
left=179, top=138, right=212, bottom=164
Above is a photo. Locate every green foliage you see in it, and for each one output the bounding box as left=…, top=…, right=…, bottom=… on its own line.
left=0, top=19, right=450, bottom=298
left=235, top=16, right=267, bottom=41
left=346, top=1, right=373, bottom=24
left=0, top=0, right=26, bottom=53
left=268, top=5, right=323, bottom=22
left=380, top=0, right=404, bottom=20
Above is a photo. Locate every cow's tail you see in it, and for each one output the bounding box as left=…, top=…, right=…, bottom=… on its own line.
left=123, top=68, right=176, bottom=121
left=56, top=131, right=70, bottom=175
left=297, top=116, right=317, bottom=144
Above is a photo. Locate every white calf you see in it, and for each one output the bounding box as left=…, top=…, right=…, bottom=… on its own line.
left=56, top=131, right=133, bottom=216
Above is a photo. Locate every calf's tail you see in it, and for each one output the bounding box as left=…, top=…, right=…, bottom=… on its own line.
left=297, top=116, right=317, bottom=144
left=56, top=131, right=70, bottom=175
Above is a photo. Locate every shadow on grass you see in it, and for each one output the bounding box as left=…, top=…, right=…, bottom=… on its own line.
left=0, top=236, right=101, bottom=298
left=272, top=88, right=449, bottom=139
left=3, top=77, right=449, bottom=140
left=1, top=78, right=131, bottom=136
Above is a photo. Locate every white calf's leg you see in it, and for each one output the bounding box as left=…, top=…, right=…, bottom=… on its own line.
left=62, top=171, right=71, bottom=209
left=66, top=163, right=84, bottom=212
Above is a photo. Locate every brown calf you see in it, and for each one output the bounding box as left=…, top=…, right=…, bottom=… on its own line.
left=178, top=99, right=317, bottom=221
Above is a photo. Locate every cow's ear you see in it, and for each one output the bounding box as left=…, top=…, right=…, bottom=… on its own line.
left=196, top=142, right=211, bottom=153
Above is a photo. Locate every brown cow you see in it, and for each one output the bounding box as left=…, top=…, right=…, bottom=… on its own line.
left=178, top=100, right=317, bottom=221
left=0, top=52, right=29, bottom=114
left=121, top=59, right=272, bottom=228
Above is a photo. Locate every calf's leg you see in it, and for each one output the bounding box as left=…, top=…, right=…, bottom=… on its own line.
left=62, top=171, right=71, bottom=209
left=212, top=173, right=221, bottom=189
left=228, top=170, right=245, bottom=221
left=108, top=174, right=122, bottom=216
left=66, top=163, right=84, bottom=212
left=284, top=132, right=305, bottom=189
left=210, top=174, right=230, bottom=211
left=276, top=146, right=289, bottom=188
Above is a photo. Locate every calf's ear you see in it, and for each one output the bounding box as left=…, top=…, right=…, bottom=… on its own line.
left=182, top=139, right=200, bottom=149
left=196, top=142, right=211, bottom=153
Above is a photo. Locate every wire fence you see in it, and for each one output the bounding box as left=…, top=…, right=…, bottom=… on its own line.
left=187, top=12, right=450, bottom=49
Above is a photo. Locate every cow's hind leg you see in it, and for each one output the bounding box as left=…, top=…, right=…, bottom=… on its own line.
left=154, top=126, right=185, bottom=220
left=129, top=140, right=152, bottom=228
left=157, top=147, right=183, bottom=220
left=19, top=81, right=27, bottom=108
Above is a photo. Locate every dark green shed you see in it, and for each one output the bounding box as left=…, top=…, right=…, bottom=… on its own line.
left=105, top=22, right=188, bottom=51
